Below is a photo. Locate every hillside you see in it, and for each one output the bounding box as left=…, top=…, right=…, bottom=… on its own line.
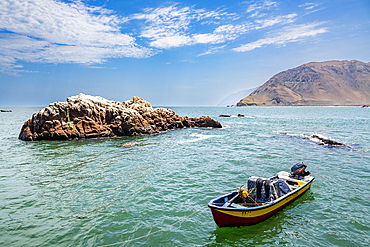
left=217, top=87, right=258, bottom=106
left=237, top=60, right=370, bottom=106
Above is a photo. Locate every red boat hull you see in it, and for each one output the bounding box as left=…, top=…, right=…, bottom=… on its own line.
left=209, top=178, right=313, bottom=227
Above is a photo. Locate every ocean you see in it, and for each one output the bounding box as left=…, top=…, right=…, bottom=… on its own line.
left=1, top=106, right=369, bottom=246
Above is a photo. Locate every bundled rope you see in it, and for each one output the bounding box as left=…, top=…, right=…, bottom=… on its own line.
left=238, top=186, right=260, bottom=206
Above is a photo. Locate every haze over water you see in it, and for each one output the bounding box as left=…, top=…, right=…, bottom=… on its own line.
left=1, top=106, right=369, bottom=246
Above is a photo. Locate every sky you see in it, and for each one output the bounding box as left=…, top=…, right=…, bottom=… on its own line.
left=0, top=0, right=369, bottom=106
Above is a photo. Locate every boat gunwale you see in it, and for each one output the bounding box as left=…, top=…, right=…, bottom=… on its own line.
left=208, top=176, right=314, bottom=212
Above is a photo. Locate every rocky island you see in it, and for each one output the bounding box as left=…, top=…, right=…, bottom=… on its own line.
left=19, top=94, right=222, bottom=141
left=237, top=60, right=370, bottom=106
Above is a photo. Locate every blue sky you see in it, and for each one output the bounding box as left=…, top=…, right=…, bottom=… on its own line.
left=0, top=0, right=369, bottom=106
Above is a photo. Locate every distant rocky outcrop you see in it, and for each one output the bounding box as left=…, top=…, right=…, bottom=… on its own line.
left=19, top=94, right=222, bottom=141
left=237, top=60, right=370, bottom=106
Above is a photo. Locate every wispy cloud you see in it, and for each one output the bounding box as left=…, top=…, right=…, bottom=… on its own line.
left=233, top=22, right=328, bottom=52
left=130, top=5, right=298, bottom=49
left=247, top=0, right=278, bottom=13
left=131, top=6, right=193, bottom=46
left=299, top=2, right=324, bottom=15
left=197, top=45, right=226, bottom=57
left=0, top=0, right=151, bottom=74
left=246, top=0, right=278, bottom=18
left=131, top=5, right=236, bottom=49
left=191, top=22, right=253, bottom=45
left=299, top=2, right=319, bottom=10
left=254, top=14, right=297, bottom=29
left=0, top=0, right=329, bottom=74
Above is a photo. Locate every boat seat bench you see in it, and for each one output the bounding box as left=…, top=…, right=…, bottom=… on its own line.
left=247, top=176, right=281, bottom=203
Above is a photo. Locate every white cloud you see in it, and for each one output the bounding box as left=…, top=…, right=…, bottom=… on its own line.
left=192, top=23, right=253, bottom=45
left=299, top=2, right=319, bottom=10
left=197, top=45, right=226, bottom=57
left=0, top=0, right=330, bottom=73
left=0, top=0, right=152, bottom=74
left=150, top=34, right=193, bottom=49
left=215, top=23, right=252, bottom=35
left=131, top=5, right=234, bottom=49
left=142, top=5, right=299, bottom=51
left=192, top=33, right=224, bottom=44
left=254, top=14, right=297, bottom=29
left=131, top=6, right=259, bottom=49
left=247, top=0, right=278, bottom=13
left=249, top=11, right=267, bottom=18
left=132, top=6, right=193, bottom=41
left=233, top=22, right=328, bottom=52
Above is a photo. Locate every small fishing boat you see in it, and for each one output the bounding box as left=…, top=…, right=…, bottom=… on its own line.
left=208, top=162, right=314, bottom=227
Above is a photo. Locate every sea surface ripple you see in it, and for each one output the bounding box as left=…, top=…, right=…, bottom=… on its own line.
left=0, top=106, right=369, bottom=246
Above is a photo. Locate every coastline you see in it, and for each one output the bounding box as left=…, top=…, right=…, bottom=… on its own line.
left=235, top=104, right=369, bottom=107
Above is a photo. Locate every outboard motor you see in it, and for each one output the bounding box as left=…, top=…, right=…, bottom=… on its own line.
left=291, top=162, right=310, bottom=178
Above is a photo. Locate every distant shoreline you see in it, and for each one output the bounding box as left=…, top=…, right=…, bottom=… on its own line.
left=235, top=104, right=370, bottom=107
left=1, top=105, right=369, bottom=108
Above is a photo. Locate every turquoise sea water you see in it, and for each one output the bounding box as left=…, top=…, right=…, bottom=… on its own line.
left=1, top=106, right=370, bottom=246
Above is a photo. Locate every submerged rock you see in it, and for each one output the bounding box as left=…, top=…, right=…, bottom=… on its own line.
left=120, top=141, right=138, bottom=147
left=19, top=94, right=222, bottom=141
left=309, top=135, right=347, bottom=147
left=281, top=132, right=347, bottom=147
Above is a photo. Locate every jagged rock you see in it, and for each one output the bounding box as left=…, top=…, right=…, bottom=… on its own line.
left=280, top=133, right=347, bottom=147
left=309, top=135, right=347, bottom=147
left=19, top=94, right=222, bottom=141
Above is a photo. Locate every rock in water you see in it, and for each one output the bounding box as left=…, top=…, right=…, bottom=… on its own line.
left=309, top=135, right=347, bottom=147
left=19, top=94, right=222, bottom=141
left=120, top=141, right=138, bottom=147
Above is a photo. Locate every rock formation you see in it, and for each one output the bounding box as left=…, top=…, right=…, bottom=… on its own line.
left=237, top=60, right=370, bottom=106
left=19, top=94, right=222, bottom=141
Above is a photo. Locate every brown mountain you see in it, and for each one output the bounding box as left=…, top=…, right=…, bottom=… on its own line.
left=237, top=60, right=370, bottom=106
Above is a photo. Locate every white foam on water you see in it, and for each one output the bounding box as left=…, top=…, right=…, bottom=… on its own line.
left=278, top=132, right=310, bottom=138
left=178, top=133, right=221, bottom=144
